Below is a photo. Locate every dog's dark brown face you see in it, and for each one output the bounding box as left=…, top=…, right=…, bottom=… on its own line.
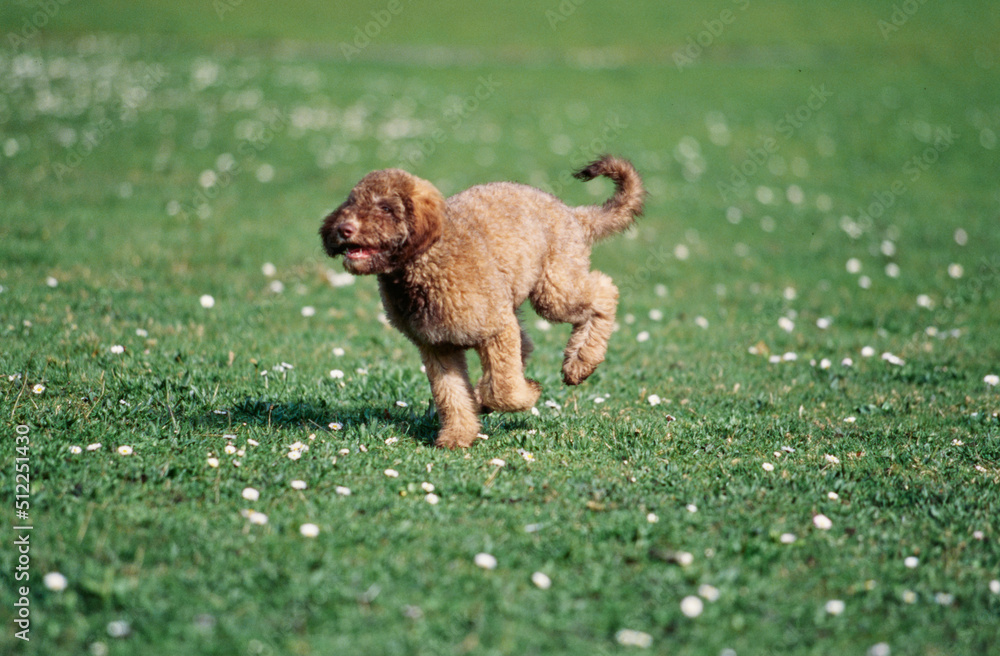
left=320, top=169, right=445, bottom=276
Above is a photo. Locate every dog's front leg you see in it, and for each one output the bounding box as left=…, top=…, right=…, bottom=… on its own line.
left=419, top=345, right=480, bottom=449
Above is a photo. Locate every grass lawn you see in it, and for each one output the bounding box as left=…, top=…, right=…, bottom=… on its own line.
left=2, top=1, right=999, bottom=654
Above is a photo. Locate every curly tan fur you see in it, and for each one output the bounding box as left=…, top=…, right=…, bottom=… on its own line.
left=320, top=155, right=645, bottom=448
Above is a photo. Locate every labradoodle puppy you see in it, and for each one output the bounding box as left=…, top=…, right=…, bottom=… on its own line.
left=320, top=155, right=644, bottom=448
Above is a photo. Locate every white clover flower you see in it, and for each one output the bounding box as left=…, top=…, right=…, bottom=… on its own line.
left=828, top=491, right=840, bottom=501
left=241, top=487, right=260, bottom=502
left=780, top=533, right=797, bottom=544
left=199, top=294, right=215, bottom=308
left=287, top=450, right=302, bottom=461
left=615, top=629, right=652, bottom=648
left=384, top=469, right=399, bottom=478
left=248, top=511, right=268, bottom=525
left=762, top=462, right=775, bottom=472
left=984, top=374, right=999, bottom=387
left=421, top=482, right=435, bottom=493
left=680, top=595, right=704, bottom=618
left=335, top=486, right=351, bottom=496
left=69, top=445, right=82, bottom=454
left=489, top=458, right=506, bottom=467
left=824, top=454, right=841, bottom=465
left=825, top=599, right=845, bottom=615
left=904, top=556, right=919, bottom=569
left=87, top=443, right=102, bottom=451
left=107, top=620, right=130, bottom=638
left=425, top=493, right=440, bottom=505
left=647, top=394, right=661, bottom=406
left=531, top=571, right=552, bottom=590
left=868, top=643, right=891, bottom=656
left=474, top=552, right=497, bottom=570
left=301, top=306, right=316, bottom=317
left=813, top=514, right=833, bottom=530
left=110, top=345, right=125, bottom=354
left=698, top=584, right=720, bottom=602
left=636, top=331, right=650, bottom=343
left=290, top=479, right=307, bottom=490
left=117, top=445, right=133, bottom=456
left=207, top=457, right=220, bottom=468
left=299, top=523, right=320, bottom=538
left=32, top=384, right=46, bottom=394
left=882, top=352, right=905, bottom=366
left=44, top=572, right=68, bottom=591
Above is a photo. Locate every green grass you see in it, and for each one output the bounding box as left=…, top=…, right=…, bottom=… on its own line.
left=2, top=2, right=1000, bottom=654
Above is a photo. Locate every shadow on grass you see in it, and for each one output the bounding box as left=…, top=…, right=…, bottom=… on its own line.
left=207, top=396, right=534, bottom=446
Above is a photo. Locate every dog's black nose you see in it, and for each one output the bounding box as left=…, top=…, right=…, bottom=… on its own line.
left=337, top=223, right=356, bottom=240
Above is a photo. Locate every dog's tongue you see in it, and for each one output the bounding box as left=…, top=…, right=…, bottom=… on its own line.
left=346, top=246, right=377, bottom=259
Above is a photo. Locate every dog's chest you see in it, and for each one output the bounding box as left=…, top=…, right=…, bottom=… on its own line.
left=377, top=274, right=468, bottom=346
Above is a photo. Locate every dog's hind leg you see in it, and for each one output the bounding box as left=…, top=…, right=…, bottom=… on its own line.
left=531, top=269, right=618, bottom=386
left=420, top=346, right=481, bottom=449
left=474, top=319, right=542, bottom=413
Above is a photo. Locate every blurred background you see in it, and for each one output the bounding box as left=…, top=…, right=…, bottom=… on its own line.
left=3, top=0, right=999, bottom=378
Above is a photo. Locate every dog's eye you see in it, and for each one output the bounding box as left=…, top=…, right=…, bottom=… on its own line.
left=379, top=203, right=395, bottom=216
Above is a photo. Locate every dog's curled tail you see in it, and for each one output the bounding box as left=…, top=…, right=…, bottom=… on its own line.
left=573, top=155, right=645, bottom=244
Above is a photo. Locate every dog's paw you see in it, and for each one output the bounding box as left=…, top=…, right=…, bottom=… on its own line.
left=434, top=427, right=477, bottom=449
left=562, top=359, right=598, bottom=386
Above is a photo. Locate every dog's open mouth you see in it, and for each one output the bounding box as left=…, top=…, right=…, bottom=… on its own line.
left=345, top=246, right=381, bottom=260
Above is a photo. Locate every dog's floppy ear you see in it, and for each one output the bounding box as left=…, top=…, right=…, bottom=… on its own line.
left=400, top=175, right=444, bottom=261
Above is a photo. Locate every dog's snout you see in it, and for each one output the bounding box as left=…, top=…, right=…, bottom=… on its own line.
left=337, top=222, right=357, bottom=240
